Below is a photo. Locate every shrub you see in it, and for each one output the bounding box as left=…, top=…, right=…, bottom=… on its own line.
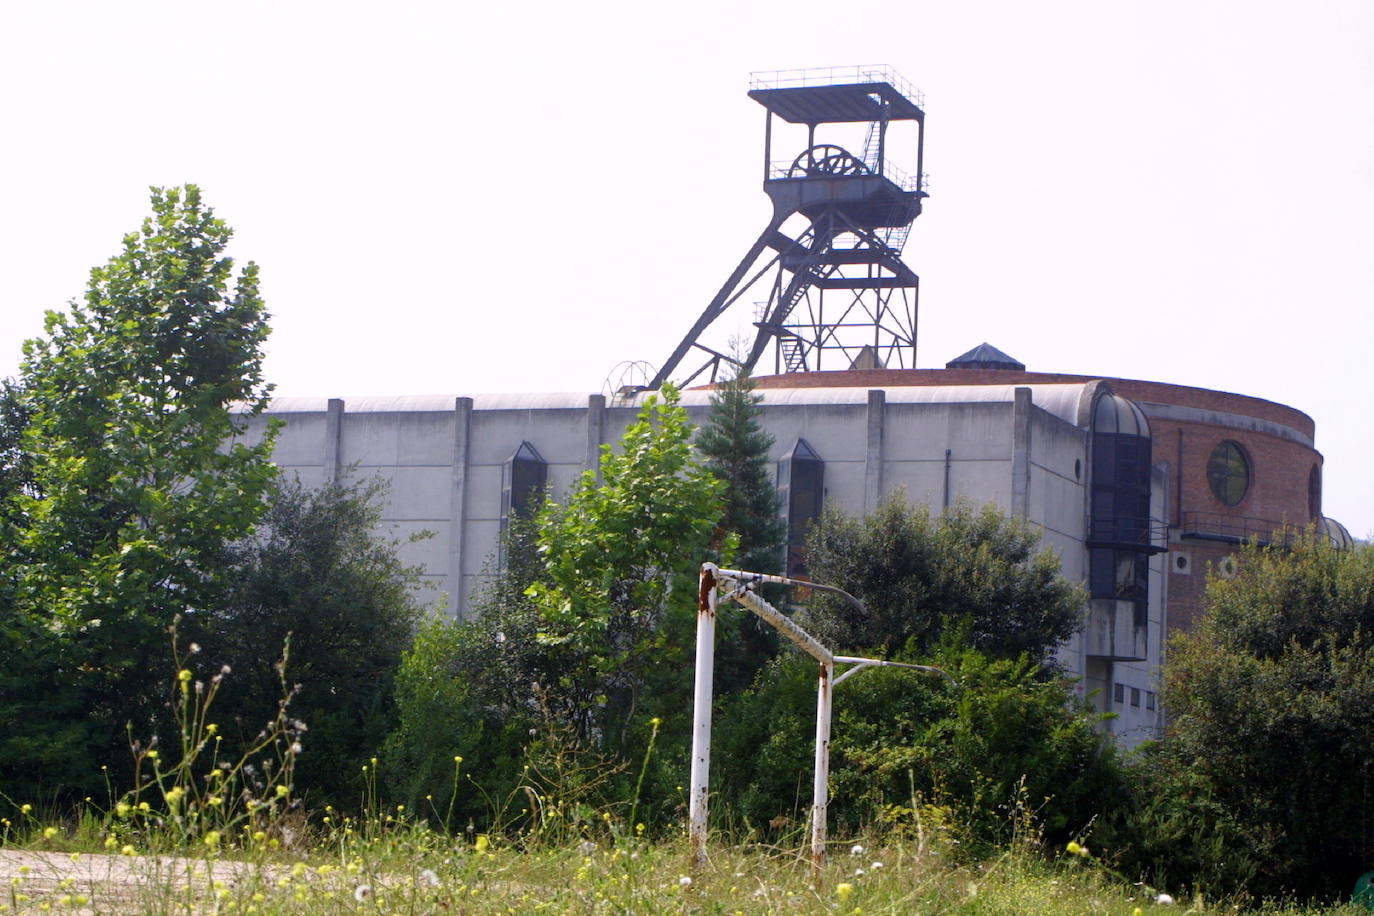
left=1116, top=537, right=1374, bottom=900
left=715, top=643, right=1123, bottom=854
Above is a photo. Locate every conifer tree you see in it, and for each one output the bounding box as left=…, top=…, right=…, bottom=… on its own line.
left=695, top=365, right=785, bottom=574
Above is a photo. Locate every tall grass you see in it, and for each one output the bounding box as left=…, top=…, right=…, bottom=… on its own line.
left=0, top=639, right=1366, bottom=914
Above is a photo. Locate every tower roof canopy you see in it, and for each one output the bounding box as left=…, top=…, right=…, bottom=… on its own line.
left=946, top=343, right=1025, bottom=371
left=748, top=83, right=924, bottom=123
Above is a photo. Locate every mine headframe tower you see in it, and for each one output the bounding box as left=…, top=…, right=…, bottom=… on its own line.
left=649, top=66, right=927, bottom=389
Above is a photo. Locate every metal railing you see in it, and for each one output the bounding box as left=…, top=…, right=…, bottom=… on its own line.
left=1088, top=516, right=1170, bottom=552
left=750, top=65, right=925, bottom=109
left=765, top=160, right=926, bottom=192
left=1179, top=511, right=1302, bottom=548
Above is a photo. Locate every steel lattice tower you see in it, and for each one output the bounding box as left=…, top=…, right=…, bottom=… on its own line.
left=649, top=67, right=927, bottom=389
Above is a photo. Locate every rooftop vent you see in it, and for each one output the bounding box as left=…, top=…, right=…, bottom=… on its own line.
left=849, top=345, right=884, bottom=371
left=946, top=343, right=1025, bottom=371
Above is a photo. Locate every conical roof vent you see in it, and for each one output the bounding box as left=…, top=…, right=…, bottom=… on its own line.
left=946, top=343, right=1025, bottom=371
left=849, top=345, right=884, bottom=371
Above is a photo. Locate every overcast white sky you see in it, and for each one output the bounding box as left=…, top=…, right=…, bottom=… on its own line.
left=1, top=1, right=1370, bottom=537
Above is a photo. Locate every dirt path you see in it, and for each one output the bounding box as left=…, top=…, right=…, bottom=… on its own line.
left=0, top=849, right=284, bottom=913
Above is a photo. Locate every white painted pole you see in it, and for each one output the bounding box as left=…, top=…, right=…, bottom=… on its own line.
left=811, top=660, right=833, bottom=880
left=686, top=564, right=945, bottom=880
left=688, top=564, right=718, bottom=868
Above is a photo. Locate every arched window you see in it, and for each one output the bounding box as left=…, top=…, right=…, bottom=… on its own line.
left=499, top=441, right=547, bottom=570
left=778, top=439, right=824, bottom=578
left=502, top=441, right=547, bottom=525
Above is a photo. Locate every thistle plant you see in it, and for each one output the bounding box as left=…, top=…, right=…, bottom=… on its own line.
left=107, top=622, right=305, bottom=852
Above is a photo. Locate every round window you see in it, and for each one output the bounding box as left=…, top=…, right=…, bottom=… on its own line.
left=1206, top=440, right=1250, bottom=507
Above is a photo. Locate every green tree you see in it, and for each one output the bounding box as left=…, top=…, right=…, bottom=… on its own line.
left=1122, top=537, right=1374, bottom=900
left=190, top=475, right=426, bottom=807
left=390, top=388, right=724, bottom=831
left=525, top=384, right=723, bottom=748
left=1, top=185, right=277, bottom=795
left=695, top=366, right=785, bottom=574
left=0, top=379, right=34, bottom=512
left=802, top=495, right=1084, bottom=661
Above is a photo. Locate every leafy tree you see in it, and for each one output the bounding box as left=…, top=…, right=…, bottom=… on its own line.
left=190, top=475, right=426, bottom=807
left=695, top=365, right=785, bottom=574
left=802, top=495, right=1084, bottom=661
left=0, top=379, right=34, bottom=512
left=525, top=384, right=723, bottom=748
left=389, top=388, right=724, bottom=831
left=1, top=185, right=277, bottom=795
left=1121, top=537, right=1374, bottom=900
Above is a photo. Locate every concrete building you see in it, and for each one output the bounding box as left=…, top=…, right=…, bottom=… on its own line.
left=240, top=347, right=1343, bottom=748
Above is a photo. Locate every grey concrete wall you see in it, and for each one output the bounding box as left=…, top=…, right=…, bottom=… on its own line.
left=247, top=390, right=1094, bottom=617
left=246, top=382, right=1165, bottom=732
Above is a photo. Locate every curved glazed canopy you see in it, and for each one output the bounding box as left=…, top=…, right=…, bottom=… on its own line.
left=1093, top=392, right=1151, bottom=437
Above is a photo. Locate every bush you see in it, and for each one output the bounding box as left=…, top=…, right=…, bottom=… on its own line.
left=382, top=616, right=525, bottom=831
left=189, top=475, right=426, bottom=808
left=1116, top=537, right=1374, bottom=900
left=715, top=643, right=1123, bottom=854
left=803, top=498, right=1084, bottom=661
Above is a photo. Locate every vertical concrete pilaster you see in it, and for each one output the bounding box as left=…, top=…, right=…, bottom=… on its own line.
left=1011, top=387, right=1031, bottom=519
left=586, top=394, right=606, bottom=481
left=448, top=397, right=473, bottom=617
left=864, top=389, right=885, bottom=514
left=323, top=398, right=344, bottom=484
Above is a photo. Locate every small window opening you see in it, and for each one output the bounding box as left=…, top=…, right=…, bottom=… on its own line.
left=779, top=439, right=824, bottom=578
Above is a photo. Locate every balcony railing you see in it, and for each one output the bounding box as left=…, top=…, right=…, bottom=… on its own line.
left=1179, top=511, right=1300, bottom=548
left=1087, top=516, right=1169, bottom=552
